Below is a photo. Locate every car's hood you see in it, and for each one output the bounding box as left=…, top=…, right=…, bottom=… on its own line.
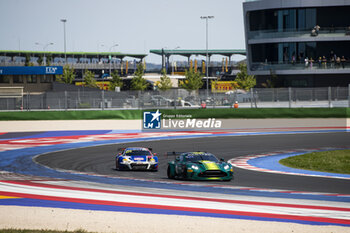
left=197, top=160, right=220, bottom=170
left=125, top=155, right=147, bottom=161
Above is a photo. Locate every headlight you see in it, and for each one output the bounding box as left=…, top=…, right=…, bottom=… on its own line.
left=191, top=165, right=199, bottom=170
left=122, top=158, right=130, bottom=163
left=224, top=165, right=230, bottom=170
left=150, top=158, right=155, bottom=162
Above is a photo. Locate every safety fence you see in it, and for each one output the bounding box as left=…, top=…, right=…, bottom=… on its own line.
left=0, top=87, right=349, bottom=111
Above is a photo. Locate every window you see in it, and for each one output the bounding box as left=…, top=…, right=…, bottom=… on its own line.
left=0, top=76, right=10, bottom=83
left=27, top=75, right=37, bottom=83
left=13, top=76, right=24, bottom=83
left=40, top=75, right=51, bottom=83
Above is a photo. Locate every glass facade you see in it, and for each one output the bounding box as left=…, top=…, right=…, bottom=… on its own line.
left=249, top=6, right=349, bottom=32
left=251, top=41, right=350, bottom=64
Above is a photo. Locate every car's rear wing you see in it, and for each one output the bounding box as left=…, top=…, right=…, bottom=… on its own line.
left=117, top=147, right=153, bottom=152
left=166, top=151, right=185, bottom=157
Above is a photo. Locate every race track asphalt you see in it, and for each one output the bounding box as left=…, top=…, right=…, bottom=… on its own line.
left=35, top=132, right=350, bottom=194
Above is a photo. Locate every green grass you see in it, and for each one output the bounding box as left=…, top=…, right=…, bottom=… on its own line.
left=0, top=229, right=93, bottom=233
left=0, top=108, right=348, bottom=121
left=280, top=150, right=350, bottom=174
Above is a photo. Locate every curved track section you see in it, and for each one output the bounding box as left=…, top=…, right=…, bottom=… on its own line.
left=1, top=130, right=350, bottom=229
left=36, top=132, right=350, bottom=194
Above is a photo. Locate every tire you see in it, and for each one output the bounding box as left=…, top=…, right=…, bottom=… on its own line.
left=167, top=166, right=174, bottom=179
left=116, top=161, right=121, bottom=170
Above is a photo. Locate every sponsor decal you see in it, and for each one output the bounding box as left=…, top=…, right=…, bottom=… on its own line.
left=45, top=67, right=58, bottom=74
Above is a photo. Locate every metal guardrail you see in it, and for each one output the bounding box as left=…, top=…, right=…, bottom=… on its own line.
left=0, top=87, right=349, bottom=111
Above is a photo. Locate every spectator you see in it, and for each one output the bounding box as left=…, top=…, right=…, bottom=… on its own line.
left=304, top=57, right=309, bottom=68
left=322, top=56, right=327, bottom=68
left=233, top=101, right=239, bottom=109
left=336, top=56, right=341, bottom=68
left=318, top=57, right=322, bottom=68
left=309, top=57, right=314, bottom=69
left=341, top=56, right=346, bottom=68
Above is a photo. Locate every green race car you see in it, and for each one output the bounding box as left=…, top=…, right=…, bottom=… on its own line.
left=167, top=152, right=233, bottom=181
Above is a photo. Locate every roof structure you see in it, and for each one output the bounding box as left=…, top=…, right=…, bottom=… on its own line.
left=0, top=50, right=147, bottom=60
left=150, top=49, right=246, bottom=57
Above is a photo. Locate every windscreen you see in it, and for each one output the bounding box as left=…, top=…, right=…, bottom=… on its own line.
left=185, top=154, right=218, bottom=162
left=125, top=150, right=151, bottom=156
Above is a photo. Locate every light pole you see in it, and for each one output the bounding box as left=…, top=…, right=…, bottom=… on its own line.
left=200, top=16, right=214, bottom=98
left=35, top=42, right=54, bottom=65
left=60, top=19, right=67, bottom=63
left=109, top=44, right=119, bottom=78
left=171, top=46, right=180, bottom=75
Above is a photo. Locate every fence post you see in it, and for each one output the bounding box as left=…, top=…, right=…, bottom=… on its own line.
left=288, top=87, right=292, bottom=108
left=64, top=91, right=67, bottom=110
left=101, top=89, right=105, bottom=110
left=328, top=86, right=332, bottom=108
left=348, top=84, right=350, bottom=108
left=27, top=92, right=30, bottom=111
left=250, top=88, right=253, bottom=108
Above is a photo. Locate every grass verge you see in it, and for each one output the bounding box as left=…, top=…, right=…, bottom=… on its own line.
left=0, top=108, right=348, bottom=121
left=279, top=150, right=350, bottom=174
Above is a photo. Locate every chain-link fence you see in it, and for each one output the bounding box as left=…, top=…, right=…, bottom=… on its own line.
left=0, top=87, right=349, bottom=111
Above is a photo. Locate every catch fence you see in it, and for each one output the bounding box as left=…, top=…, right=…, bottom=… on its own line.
left=0, top=87, right=349, bottom=111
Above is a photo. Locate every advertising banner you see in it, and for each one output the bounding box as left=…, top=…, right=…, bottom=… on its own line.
left=211, top=81, right=238, bottom=93
left=0, top=66, right=63, bottom=75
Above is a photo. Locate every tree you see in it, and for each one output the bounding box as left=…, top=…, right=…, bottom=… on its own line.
left=157, top=68, right=172, bottom=91
left=261, top=69, right=278, bottom=88
left=235, top=63, right=256, bottom=91
left=24, top=54, right=32, bottom=66
left=37, top=55, right=43, bottom=66
left=131, top=63, right=149, bottom=90
left=56, top=65, right=75, bottom=84
left=46, top=54, right=52, bottom=66
left=83, top=70, right=98, bottom=88
left=180, top=68, right=203, bottom=91
left=108, top=70, right=123, bottom=91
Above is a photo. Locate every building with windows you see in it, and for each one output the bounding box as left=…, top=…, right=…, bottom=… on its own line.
left=243, top=0, right=350, bottom=87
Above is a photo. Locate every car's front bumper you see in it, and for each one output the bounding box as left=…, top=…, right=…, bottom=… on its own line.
left=187, top=170, right=233, bottom=181
left=119, top=162, right=158, bottom=171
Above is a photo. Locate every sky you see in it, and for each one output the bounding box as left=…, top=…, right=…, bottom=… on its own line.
left=0, top=0, right=246, bottom=63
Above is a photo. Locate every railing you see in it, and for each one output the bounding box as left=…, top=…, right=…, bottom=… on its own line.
left=248, top=27, right=350, bottom=40
left=0, top=87, right=349, bottom=111
left=251, top=60, right=350, bottom=71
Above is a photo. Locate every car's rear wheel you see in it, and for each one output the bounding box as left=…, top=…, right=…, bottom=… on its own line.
left=167, top=166, right=174, bottom=179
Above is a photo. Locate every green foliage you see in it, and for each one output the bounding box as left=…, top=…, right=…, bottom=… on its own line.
left=108, top=70, right=123, bottom=91
left=83, top=70, right=98, bottom=88
left=46, top=54, right=52, bottom=66
left=131, top=63, right=149, bottom=90
left=235, top=63, right=256, bottom=91
left=37, top=55, right=43, bottom=66
left=280, top=150, right=350, bottom=174
left=261, top=70, right=278, bottom=88
left=157, top=68, right=172, bottom=91
left=56, top=65, right=75, bottom=84
left=180, top=68, right=204, bottom=91
left=24, top=54, right=31, bottom=66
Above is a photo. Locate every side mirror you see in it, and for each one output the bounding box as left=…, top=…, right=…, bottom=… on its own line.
left=118, top=153, right=122, bottom=156
left=220, top=158, right=225, bottom=162
left=175, top=156, right=180, bottom=161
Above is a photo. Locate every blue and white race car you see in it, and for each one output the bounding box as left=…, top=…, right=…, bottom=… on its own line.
left=115, top=147, right=158, bottom=171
